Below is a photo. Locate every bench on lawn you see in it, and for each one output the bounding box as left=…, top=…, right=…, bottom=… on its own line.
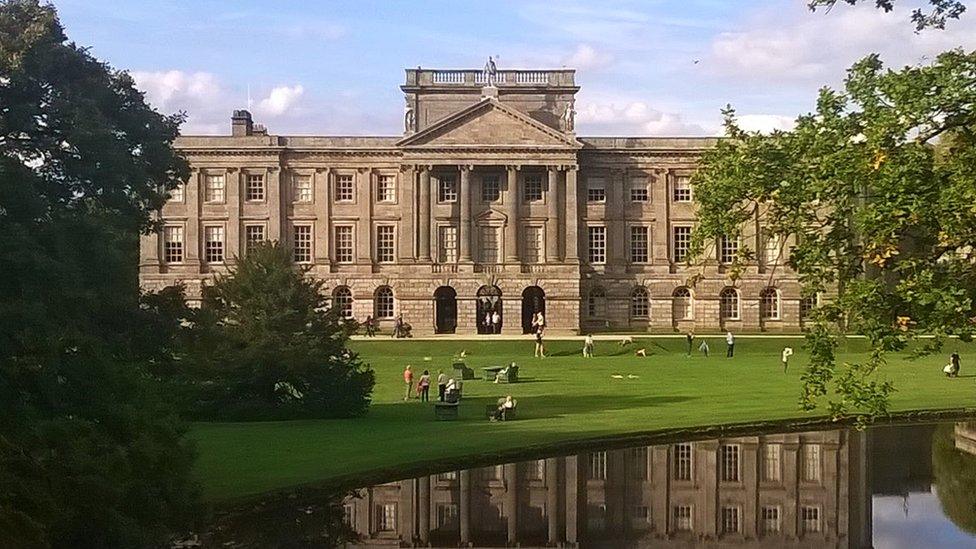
left=452, top=361, right=475, bottom=380
left=485, top=398, right=518, bottom=421
left=482, top=366, right=504, bottom=381
left=435, top=401, right=459, bottom=421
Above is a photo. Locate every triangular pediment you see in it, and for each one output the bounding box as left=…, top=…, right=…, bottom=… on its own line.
left=475, top=208, right=508, bottom=223
left=398, top=98, right=579, bottom=149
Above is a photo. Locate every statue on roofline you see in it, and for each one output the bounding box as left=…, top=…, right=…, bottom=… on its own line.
left=484, top=56, right=498, bottom=86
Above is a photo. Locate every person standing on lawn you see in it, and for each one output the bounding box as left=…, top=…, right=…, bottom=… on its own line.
left=364, top=315, right=376, bottom=337
left=402, top=365, right=413, bottom=400
left=782, top=347, right=794, bottom=373
left=534, top=320, right=546, bottom=358
left=686, top=332, right=694, bottom=357
left=437, top=370, right=448, bottom=401
left=726, top=331, right=735, bottom=358
left=418, top=370, right=431, bottom=402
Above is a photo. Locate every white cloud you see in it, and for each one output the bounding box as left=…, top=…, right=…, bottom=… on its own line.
left=255, top=85, right=305, bottom=116
left=736, top=114, right=796, bottom=134
left=575, top=96, right=708, bottom=136
left=563, top=44, right=616, bottom=71
left=706, top=3, right=976, bottom=86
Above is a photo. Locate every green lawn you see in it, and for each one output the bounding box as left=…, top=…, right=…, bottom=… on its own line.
left=191, top=336, right=976, bottom=502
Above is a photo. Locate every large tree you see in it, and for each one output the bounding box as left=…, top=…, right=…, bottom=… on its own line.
left=808, top=0, right=967, bottom=30
left=0, top=0, right=197, bottom=546
left=691, top=50, right=976, bottom=419
left=182, top=242, right=375, bottom=421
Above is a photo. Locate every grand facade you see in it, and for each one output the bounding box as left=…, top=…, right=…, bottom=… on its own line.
left=139, top=66, right=804, bottom=334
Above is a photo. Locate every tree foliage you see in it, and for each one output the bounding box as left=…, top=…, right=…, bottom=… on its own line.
left=932, top=423, right=976, bottom=534
left=182, top=242, right=375, bottom=421
left=809, top=0, right=967, bottom=30
left=690, top=50, right=976, bottom=419
left=0, top=0, right=198, bottom=546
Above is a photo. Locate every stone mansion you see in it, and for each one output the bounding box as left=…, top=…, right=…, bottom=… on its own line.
left=139, top=65, right=805, bottom=334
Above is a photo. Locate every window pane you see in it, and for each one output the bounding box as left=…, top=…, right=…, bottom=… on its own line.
left=673, top=176, right=692, bottom=202
left=523, top=226, right=543, bottom=263
left=439, top=177, right=458, bottom=202
left=630, top=226, right=649, bottom=263
left=672, top=226, right=691, bottom=262
left=204, top=226, right=224, bottom=263
left=335, top=226, right=354, bottom=263
left=376, top=226, right=395, bottom=262
left=588, top=226, right=606, bottom=264
left=293, top=225, right=312, bottom=263
left=163, top=226, right=184, bottom=263
left=246, top=174, right=264, bottom=201
left=481, top=175, right=500, bottom=202
left=439, top=226, right=458, bottom=263
left=377, top=175, right=396, bottom=202
left=336, top=175, right=354, bottom=202
left=205, top=174, right=225, bottom=202
left=523, top=174, right=543, bottom=202
left=479, top=227, right=499, bottom=263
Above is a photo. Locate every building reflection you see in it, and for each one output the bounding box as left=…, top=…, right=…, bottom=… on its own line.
left=344, top=429, right=875, bottom=548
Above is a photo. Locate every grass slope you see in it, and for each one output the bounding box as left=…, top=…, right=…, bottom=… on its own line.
left=191, top=337, right=976, bottom=501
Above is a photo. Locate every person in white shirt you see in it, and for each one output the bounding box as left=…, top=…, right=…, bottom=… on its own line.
left=491, top=310, right=501, bottom=334
left=726, top=331, right=735, bottom=358
left=782, top=347, right=794, bottom=373
left=583, top=334, right=595, bottom=357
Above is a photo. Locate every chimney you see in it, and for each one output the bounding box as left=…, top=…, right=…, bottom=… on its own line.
left=231, top=110, right=253, bottom=137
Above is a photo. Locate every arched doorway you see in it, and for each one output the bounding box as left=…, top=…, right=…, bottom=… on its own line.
left=521, top=286, right=546, bottom=334
left=476, top=285, right=503, bottom=334
left=434, top=286, right=457, bottom=334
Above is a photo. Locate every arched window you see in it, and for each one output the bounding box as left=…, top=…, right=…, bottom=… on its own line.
left=587, top=287, right=607, bottom=319
left=630, top=287, right=649, bottom=319
left=374, top=286, right=395, bottom=319
left=672, top=287, right=693, bottom=321
left=333, top=286, right=353, bottom=320
left=720, top=288, right=740, bottom=321
left=760, top=287, right=780, bottom=320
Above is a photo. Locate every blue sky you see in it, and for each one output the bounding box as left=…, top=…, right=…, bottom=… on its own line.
left=54, top=0, right=976, bottom=136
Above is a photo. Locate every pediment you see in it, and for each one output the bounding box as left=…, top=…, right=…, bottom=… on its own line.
left=475, top=208, right=508, bottom=224
left=398, top=99, right=579, bottom=149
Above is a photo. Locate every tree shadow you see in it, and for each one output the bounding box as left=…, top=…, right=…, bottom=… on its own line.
left=441, top=393, right=699, bottom=422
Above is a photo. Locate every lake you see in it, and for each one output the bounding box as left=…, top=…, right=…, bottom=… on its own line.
left=199, top=420, right=976, bottom=548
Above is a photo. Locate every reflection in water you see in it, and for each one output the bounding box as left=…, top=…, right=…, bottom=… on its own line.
left=197, top=420, right=976, bottom=548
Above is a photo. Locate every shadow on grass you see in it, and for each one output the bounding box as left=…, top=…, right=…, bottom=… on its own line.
left=373, top=393, right=699, bottom=422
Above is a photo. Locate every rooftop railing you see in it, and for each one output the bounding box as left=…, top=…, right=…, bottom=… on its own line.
left=408, top=68, right=575, bottom=87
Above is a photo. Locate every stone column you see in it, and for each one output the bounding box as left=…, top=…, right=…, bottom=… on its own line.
left=565, top=455, right=581, bottom=544
left=356, top=168, right=372, bottom=265
left=546, top=166, right=560, bottom=263
left=564, top=166, right=579, bottom=262
left=459, top=166, right=472, bottom=262
left=460, top=469, right=471, bottom=545
left=418, top=476, right=430, bottom=544
left=418, top=167, right=432, bottom=261
left=267, top=167, right=282, bottom=243
left=546, top=458, right=560, bottom=545
left=314, top=168, right=331, bottom=268
left=185, top=169, right=201, bottom=268
left=226, top=168, right=241, bottom=262
left=609, top=167, right=625, bottom=266
left=504, top=165, right=519, bottom=263
left=505, top=463, right=518, bottom=543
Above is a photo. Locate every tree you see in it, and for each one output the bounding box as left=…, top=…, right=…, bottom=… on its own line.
left=182, top=242, right=375, bottom=421
left=0, top=0, right=198, bottom=546
left=690, top=50, right=976, bottom=419
left=808, top=0, right=967, bottom=30
left=932, top=423, right=976, bottom=534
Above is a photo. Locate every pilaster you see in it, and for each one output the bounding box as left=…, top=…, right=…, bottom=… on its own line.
left=546, top=166, right=560, bottom=263
left=417, top=166, right=431, bottom=261
left=459, top=165, right=472, bottom=262
left=564, top=166, right=579, bottom=262
left=504, top=165, right=519, bottom=263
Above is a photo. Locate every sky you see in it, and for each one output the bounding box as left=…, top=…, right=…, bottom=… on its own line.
left=53, top=0, right=976, bottom=137
left=873, top=490, right=976, bottom=549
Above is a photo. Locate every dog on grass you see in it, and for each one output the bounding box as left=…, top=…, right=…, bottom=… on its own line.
left=635, top=348, right=647, bottom=357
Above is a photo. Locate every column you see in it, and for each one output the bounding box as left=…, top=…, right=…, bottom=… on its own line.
left=546, top=166, right=560, bottom=263
left=609, top=168, right=626, bottom=266
left=564, top=166, right=579, bottom=261
left=418, top=476, right=430, bottom=544
left=460, top=469, right=471, bottom=545
left=267, top=167, right=282, bottom=242
left=140, top=213, right=160, bottom=271
left=185, top=169, right=201, bottom=267
left=418, top=167, right=432, bottom=261
left=546, top=458, right=560, bottom=545
left=356, top=168, right=372, bottom=265
left=313, top=168, right=331, bottom=267
left=565, top=455, right=581, bottom=544
left=459, top=166, right=472, bottom=262
left=504, top=165, right=519, bottom=263
left=226, top=168, right=241, bottom=262
left=505, top=462, right=518, bottom=543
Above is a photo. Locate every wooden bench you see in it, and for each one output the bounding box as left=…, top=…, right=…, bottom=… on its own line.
left=485, top=400, right=518, bottom=421
left=435, top=401, right=459, bottom=421
left=452, top=361, right=475, bottom=380
left=482, top=366, right=504, bottom=381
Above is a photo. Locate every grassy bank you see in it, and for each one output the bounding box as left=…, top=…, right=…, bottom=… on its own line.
left=190, top=337, right=976, bottom=501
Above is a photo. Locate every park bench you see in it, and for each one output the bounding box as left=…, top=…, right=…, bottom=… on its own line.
left=485, top=398, right=518, bottom=421
left=452, top=360, right=475, bottom=380
left=434, top=401, right=459, bottom=421
left=482, top=366, right=504, bottom=381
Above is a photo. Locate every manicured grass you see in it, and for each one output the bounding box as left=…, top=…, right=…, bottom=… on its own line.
left=190, top=336, right=976, bottom=501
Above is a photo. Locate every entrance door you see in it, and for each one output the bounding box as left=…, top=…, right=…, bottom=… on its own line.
left=434, top=286, right=457, bottom=334
left=476, top=285, right=503, bottom=334
left=521, top=286, right=546, bottom=333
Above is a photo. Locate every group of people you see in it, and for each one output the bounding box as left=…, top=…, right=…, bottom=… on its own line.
left=403, top=365, right=458, bottom=402
left=360, top=314, right=411, bottom=338
left=482, top=309, right=502, bottom=334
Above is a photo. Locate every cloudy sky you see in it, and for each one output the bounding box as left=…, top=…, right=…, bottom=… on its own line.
left=55, top=0, right=976, bottom=136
